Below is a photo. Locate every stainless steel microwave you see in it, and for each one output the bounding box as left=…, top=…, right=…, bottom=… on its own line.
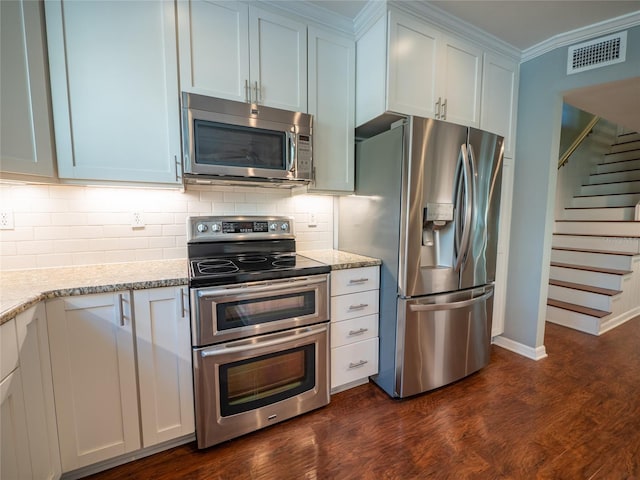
left=181, top=93, right=313, bottom=185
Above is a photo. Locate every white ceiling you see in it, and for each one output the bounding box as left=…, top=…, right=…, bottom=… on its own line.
left=308, top=1, right=640, bottom=51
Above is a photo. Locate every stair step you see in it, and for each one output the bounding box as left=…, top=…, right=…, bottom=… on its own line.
left=604, top=150, right=640, bottom=163
left=547, top=298, right=610, bottom=318
left=550, top=261, right=632, bottom=276
left=615, top=132, right=640, bottom=143
left=552, top=234, right=640, bottom=253
left=563, top=206, right=636, bottom=221
left=596, top=158, right=640, bottom=174
left=610, top=140, right=640, bottom=153
left=554, top=220, right=640, bottom=237
left=549, top=263, right=624, bottom=290
left=588, top=169, right=640, bottom=184
left=571, top=192, right=640, bottom=208
left=580, top=180, right=640, bottom=196
left=548, top=279, right=621, bottom=296
left=551, top=247, right=634, bottom=270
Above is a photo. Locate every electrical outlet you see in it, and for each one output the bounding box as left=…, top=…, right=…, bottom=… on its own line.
left=308, top=212, right=317, bottom=227
left=131, top=211, right=145, bottom=229
left=0, top=209, right=14, bottom=230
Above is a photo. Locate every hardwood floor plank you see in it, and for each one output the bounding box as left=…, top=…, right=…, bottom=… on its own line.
left=85, top=317, right=640, bottom=480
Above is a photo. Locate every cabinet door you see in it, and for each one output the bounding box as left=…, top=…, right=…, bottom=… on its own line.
left=16, top=304, right=61, bottom=480
left=1, top=370, right=32, bottom=479
left=249, top=6, right=307, bottom=112
left=134, top=287, right=194, bottom=447
left=438, top=35, right=483, bottom=127
left=46, top=292, right=139, bottom=472
left=0, top=0, right=55, bottom=179
left=308, top=27, right=355, bottom=193
left=387, top=10, right=439, bottom=119
left=481, top=52, right=519, bottom=158
left=178, top=0, right=250, bottom=102
left=45, top=1, right=181, bottom=184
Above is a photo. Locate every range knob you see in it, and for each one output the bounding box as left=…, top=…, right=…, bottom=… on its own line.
left=211, top=223, right=221, bottom=232
left=280, top=223, right=289, bottom=231
left=196, top=223, right=208, bottom=233
left=269, top=223, right=278, bottom=231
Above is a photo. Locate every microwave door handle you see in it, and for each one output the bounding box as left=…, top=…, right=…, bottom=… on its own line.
left=286, top=131, right=296, bottom=173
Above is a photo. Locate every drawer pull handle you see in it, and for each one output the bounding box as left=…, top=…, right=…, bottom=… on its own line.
left=348, top=278, right=369, bottom=284
left=348, top=328, right=369, bottom=336
left=348, top=360, right=368, bottom=369
left=348, top=304, right=368, bottom=311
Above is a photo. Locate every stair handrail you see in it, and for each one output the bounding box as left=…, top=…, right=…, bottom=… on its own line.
left=558, top=116, right=600, bottom=169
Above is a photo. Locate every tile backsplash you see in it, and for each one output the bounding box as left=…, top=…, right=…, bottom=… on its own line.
left=0, top=184, right=334, bottom=271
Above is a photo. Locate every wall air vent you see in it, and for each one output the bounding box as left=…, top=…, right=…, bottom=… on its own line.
left=567, top=31, right=627, bottom=75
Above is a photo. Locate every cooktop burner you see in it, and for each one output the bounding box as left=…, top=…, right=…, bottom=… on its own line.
left=189, top=253, right=329, bottom=288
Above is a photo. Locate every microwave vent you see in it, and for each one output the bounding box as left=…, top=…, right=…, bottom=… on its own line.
left=567, top=31, right=627, bottom=75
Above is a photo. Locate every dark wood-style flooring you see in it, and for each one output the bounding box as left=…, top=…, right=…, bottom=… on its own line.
left=87, top=317, right=640, bottom=479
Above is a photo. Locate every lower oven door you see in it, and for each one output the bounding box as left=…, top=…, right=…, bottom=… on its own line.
left=191, top=274, right=329, bottom=346
left=193, top=322, right=330, bottom=448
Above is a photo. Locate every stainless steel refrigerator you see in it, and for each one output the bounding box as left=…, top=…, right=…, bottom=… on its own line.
left=338, top=115, right=503, bottom=398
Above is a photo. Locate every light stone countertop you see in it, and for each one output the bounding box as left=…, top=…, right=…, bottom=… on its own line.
left=299, top=249, right=381, bottom=270
left=1, top=259, right=189, bottom=325
left=0, top=250, right=381, bottom=325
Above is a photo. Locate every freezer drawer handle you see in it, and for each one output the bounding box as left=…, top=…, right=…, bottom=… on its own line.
left=348, top=303, right=369, bottom=311
left=348, top=328, right=369, bottom=336
left=348, top=360, right=368, bottom=369
left=408, top=290, right=493, bottom=312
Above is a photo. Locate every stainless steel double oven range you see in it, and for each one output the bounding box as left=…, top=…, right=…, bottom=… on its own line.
left=187, top=215, right=331, bottom=448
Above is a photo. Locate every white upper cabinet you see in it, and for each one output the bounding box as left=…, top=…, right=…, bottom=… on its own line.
left=308, top=27, right=355, bottom=193
left=178, top=1, right=307, bottom=112
left=481, top=52, right=519, bottom=159
left=45, top=0, right=181, bottom=184
left=359, top=10, right=483, bottom=127
left=0, top=0, right=55, bottom=179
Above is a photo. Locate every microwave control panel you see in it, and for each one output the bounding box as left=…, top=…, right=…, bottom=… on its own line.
left=297, top=134, right=312, bottom=175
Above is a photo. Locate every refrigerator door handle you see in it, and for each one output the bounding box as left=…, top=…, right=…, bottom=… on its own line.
left=408, top=289, right=493, bottom=312
left=454, top=144, right=473, bottom=272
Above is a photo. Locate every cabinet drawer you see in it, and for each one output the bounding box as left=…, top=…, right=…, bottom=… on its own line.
left=331, top=266, right=379, bottom=296
left=331, top=337, right=378, bottom=389
left=331, top=314, right=378, bottom=348
left=331, top=290, right=379, bottom=322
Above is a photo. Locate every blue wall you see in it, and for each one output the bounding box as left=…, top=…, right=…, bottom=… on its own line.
left=503, top=25, right=640, bottom=350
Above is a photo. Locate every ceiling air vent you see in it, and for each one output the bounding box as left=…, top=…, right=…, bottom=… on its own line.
left=567, top=31, right=627, bottom=75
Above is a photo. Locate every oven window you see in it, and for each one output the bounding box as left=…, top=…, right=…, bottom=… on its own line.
left=217, top=291, right=315, bottom=330
left=194, top=120, right=286, bottom=170
left=219, top=345, right=315, bottom=417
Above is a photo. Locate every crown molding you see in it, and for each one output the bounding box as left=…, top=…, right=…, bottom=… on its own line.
left=354, top=0, right=387, bottom=39
left=388, top=0, right=521, bottom=61
left=258, top=0, right=355, bottom=36
left=521, top=11, right=640, bottom=63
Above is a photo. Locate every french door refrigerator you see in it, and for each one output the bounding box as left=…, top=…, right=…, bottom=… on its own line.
left=338, top=115, right=503, bottom=398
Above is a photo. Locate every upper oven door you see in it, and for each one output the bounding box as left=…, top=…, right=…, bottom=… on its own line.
left=191, top=274, right=329, bottom=346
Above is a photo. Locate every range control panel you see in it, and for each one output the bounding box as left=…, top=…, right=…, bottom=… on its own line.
left=188, top=216, right=294, bottom=242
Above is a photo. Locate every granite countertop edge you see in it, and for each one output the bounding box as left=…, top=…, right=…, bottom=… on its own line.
left=1, top=251, right=381, bottom=325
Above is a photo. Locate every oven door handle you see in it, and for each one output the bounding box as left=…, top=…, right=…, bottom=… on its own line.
left=196, top=276, right=326, bottom=298
left=199, top=325, right=325, bottom=357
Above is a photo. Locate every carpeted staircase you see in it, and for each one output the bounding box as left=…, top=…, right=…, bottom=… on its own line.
left=547, top=131, right=640, bottom=335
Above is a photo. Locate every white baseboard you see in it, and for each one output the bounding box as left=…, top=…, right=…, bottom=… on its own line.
left=492, top=335, right=548, bottom=360
left=599, top=306, right=640, bottom=335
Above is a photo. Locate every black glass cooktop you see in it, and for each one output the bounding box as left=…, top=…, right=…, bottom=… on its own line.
left=189, top=253, right=330, bottom=287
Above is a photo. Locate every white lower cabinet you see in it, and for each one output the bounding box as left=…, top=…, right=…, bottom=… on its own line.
left=134, top=287, right=194, bottom=447
left=46, top=286, right=194, bottom=473
left=2, top=306, right=61, bottom=480
left=16, top=304, right=62, bottom=480
left=330, top=266, right=380, bottom=392
left=1, top=318, right=32, bottom=480
left=46, top=291, right=140, bottom=472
